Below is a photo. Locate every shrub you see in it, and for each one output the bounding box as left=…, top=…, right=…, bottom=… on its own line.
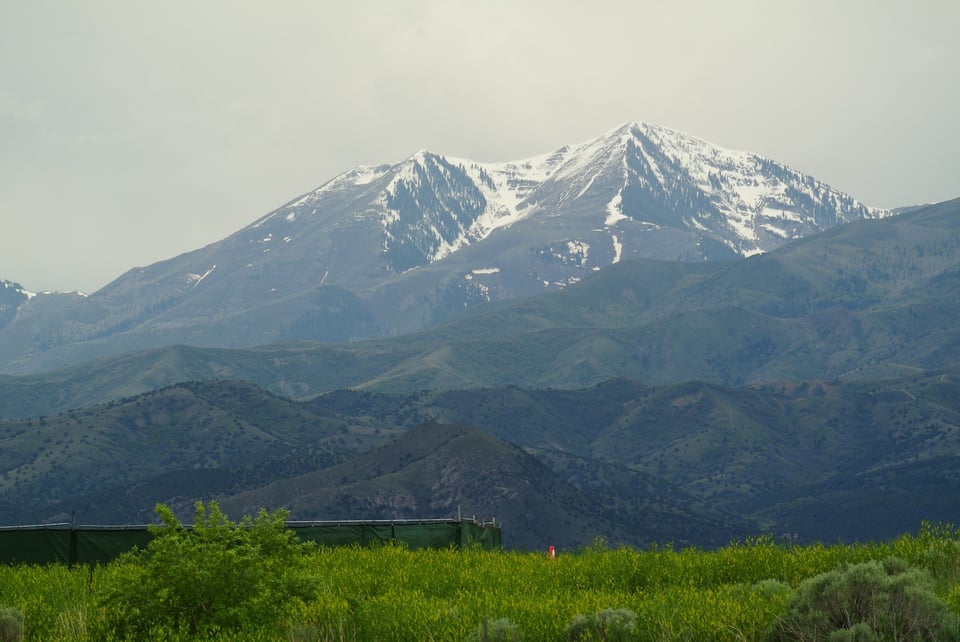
left=752, top=578, right=792, bottom=600
left=99, top=501, right=315, bottom=638
left=770, top=556, right=960, bottom=642
left=566, top=608, right=637, bottom=641
left=0, top=608, right=22, bottom=642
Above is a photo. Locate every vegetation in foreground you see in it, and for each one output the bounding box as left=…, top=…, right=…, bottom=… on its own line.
left=2, top=503, right=960, bottom=641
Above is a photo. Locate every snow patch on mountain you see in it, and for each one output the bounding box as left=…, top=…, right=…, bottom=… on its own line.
left=611, top=235, right=623, bottom=264
left=605, top=191, right=627, bottom=226
left=235, top=120, right=888, bottom=280
left=188, top=265, right=217, bottom=289
left=318, top=164, right=391, bottom=197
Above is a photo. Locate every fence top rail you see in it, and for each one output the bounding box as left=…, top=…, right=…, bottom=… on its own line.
left=0, top=518, right=499, bottom=531
left=0, top=523, right=149, bottom=532
left=0, top=523, right=72, bottom=531
left=285, top=518, right=496, bottom=527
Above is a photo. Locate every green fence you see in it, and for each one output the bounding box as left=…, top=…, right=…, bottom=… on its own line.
left=0, top=518, right=501, bottom=566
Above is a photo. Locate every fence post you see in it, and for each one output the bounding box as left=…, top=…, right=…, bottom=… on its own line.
left=69, top=511, right=79, bottom=568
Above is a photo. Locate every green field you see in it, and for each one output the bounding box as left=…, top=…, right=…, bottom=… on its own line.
left=3, top=520, right=960, bottom=641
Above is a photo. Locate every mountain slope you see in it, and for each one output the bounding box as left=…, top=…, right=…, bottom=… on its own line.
left=0, top=381, right=739, bottom=549
left=301, top=373, right=960, bottom=543
left=4, top=373, right=960, bottom=546
left=0, top=281, right=31, bottom=330
left=1, top=198, right=958, bottom=418
left=0, top=380, right=396, bottom=524
left=0, top=122, right=886, bottom=374
left=218, top=422, right=677, bottom=550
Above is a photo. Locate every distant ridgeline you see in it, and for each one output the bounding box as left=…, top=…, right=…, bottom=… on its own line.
left=0, top=517, right=502, bottom=565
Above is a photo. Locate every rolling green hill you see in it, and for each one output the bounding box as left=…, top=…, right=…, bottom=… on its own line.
left=299, top=371, right=960, bottom=543
left=0, top=381, right=398, bottom=524
left=3, top=369, right=960, bottom=547
left=217, top=422, right=737, bottom=550
left=0, top=382, right=740, bottom=549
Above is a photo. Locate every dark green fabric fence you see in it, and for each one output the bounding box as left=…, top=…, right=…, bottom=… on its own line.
left=288, top=520, right=501, bottom=550
left=0, top=526, right=73, bottom=565
left=0, top=519, right=501, bottom=565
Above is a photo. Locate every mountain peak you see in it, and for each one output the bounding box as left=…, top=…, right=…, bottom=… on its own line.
left=613, top=119, right=647, bottom=137
left=0, top=122, right=893, bottom=372
left=604, top=120, right=682, bottom=143
left=407, top=148, right=438, bottom=163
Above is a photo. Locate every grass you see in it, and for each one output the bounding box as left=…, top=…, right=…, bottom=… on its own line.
left=1, top=524, right=960, bottom=640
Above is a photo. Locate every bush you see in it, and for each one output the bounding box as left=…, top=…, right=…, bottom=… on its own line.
left=566, top=608, right=637, bottom=641
left=770, top=557, right=960, bottom=642
left=99, top=501, right=315, bottom=638
left=0, top=608, right=22, bottom=642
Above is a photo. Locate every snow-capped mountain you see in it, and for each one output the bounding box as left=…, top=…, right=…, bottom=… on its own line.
left=251, top=121, right=883, bottom=276
left=0, top=122, right=888, bottom=373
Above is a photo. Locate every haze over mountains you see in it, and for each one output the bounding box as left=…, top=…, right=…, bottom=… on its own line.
left=1, top=122, right=957, bottom=549
left=0, top=122, right=885, bottom=374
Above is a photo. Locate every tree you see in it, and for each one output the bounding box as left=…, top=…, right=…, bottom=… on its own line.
left=100, top=501, right=315, bottom=638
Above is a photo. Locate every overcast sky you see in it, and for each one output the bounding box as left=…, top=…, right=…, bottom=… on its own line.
left=2, top=1, right=957, bottom=293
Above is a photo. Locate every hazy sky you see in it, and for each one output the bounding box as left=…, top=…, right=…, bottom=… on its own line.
left=2, top=1, right=958, bottom=293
